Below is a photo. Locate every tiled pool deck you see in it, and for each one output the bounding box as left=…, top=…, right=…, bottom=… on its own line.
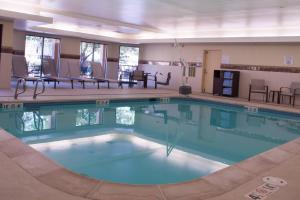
left=0, top=88, right=300, bottom=200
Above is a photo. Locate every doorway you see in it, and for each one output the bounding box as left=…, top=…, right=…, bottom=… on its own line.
left=25, top=36, right=60, bottom=77
left=202, top=50, right=222, bottom=93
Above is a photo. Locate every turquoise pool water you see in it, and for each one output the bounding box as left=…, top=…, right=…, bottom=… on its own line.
left=0, top=98, right=299, bottom=184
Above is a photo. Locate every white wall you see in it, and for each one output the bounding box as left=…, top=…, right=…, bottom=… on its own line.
left=140, top=43, right=300, bottom=103
left=140, top=64, right=203, bottom=92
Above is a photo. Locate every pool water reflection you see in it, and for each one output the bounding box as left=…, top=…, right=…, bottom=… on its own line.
left=0, top=99, right=299, bottom=184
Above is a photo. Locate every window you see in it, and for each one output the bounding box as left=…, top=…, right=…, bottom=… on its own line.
left=18, top=111, right=56, bottom=132
left=119, top=46, right=139, bottom=72
left=25, top=36, right=60, bottom=77
left=80, top=42, right=104, bottom=76
left=116, top=107, right=135, bottom=126
left=76, top=108, right=103, bottom=126
left=188, top=67, right=196, bottom=77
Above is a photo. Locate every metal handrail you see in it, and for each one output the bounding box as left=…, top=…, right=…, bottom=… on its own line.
left=33, top=78, right=46, bottom=99
left=14, top=78, right=26, bottom=99
left=33, top=111, right=44, bottom=130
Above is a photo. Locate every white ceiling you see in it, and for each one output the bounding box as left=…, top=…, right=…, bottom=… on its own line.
left=2, top=0, right=300, bottom=43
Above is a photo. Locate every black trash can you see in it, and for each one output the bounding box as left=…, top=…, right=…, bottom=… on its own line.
left=179, top=85, right=192, bottom=95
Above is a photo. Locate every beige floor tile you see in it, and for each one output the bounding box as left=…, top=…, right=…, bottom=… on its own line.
left=279, top=140, right=300, bottom=155
left=0, top=152, right=86, bottom=200
left=87, top=182, right=165, bottom=200
left=0, top=129, right=15, bottom=142
left=160, top=179, right=223, bottom=200
left=0, top=138, right=36, bottom=158
left=38, top=168, right=99, bottom=197
left=203, top=166, right=255, bottom=191
left=260, top=147, right=295, bottom=164
left=294, top=137, right=300, bottom=144
left=236, top=155, right=277, bottom=175
left=208, top=154, right=300, bottom=200
left=12, top=152, right=62, bottom=177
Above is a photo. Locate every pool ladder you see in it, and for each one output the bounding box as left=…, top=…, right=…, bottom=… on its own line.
left=33, top=79, right=46, bottom=99
left=14, top=78, right=46, bottom=99
left=14, top=78, right=26, bottom=99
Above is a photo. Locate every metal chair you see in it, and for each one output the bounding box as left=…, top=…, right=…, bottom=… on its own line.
left=155, top=72, right=171, bottom=89
left=280, top=82, right=300, bottom=106
left=129, top=70, right=146, bottom=88
left=248, top=79, right=268, bottom=102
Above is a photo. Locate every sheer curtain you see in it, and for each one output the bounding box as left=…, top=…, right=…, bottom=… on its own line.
left=102, top=45, right=108, bottom=78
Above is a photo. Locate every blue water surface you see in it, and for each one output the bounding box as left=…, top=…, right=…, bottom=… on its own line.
left=0, top=98, right=299, bottom=184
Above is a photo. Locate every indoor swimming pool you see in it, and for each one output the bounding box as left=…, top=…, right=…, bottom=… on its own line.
left=0, top=98, right=299, bottom=184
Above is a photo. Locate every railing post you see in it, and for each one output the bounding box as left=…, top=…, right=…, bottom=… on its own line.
left=14, top=78, right=26, bottom=99
left=33, top=79, right=46, bottom=99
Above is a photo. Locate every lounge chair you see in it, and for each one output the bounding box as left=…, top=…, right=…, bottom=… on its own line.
left=42, top=58, right=72, bottom=88
left=66, top=60, right=99, bottom=89
left=12, top=55, right=58, bottom=86
left=154, top=72, right=171, bottom=89
left=90, top=62, right=113, bottom=88
left=97, top=63, right=123, bottom=88
left=12, top=55, right=39, bottom=82
left=280, top=82, right=300, bottom=106
left=248, top=79, right=268, bottom=102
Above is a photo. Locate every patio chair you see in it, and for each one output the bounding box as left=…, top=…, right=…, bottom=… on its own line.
left=12, top=55, right=39, bottom=82
left=280, top=82, right=300, bottom=106
left=67, top=60, right=99, bottom=89
left=105, top=64, right=123, bottom=88
left=129, top=70, right=146, bottom=88
left=154, top=72, right=171, bottom=89
left=248, top=79, right=268, bottom=102
left=42, top=58, right=72, bottom=88
left=12, top=55, right=58, bottom=88
left=90, top=62, right=119, bottom=88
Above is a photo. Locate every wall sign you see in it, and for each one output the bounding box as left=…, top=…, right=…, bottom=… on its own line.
left=284, top=55, right=294, bottom=65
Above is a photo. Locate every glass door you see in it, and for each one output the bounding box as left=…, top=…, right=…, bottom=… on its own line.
left=25, top=36, right=60, bottom=77
left=80, top=42, right=104, bottom=77
left=119, top=46, right=140, bottom=81
left=42, top=38, right=61, bottom=76
left=25, top=36, right=43, bottom=77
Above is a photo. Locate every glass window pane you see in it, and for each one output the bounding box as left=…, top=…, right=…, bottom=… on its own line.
left=22, top=112, right=38, bottom=132
left=116, top=107, right=135, bottom=125
left=76, top=109, right=90, bottom=126
left=21, top=111, right=53, bottom=132
left=40, top=115, right=53, bottom=130
left=80, top=42, right=93, bottom=75
left=43, top=38, right=55, bottom=59
left=93, top=44, right=104, bottom=63
left=25, top=36, right=43, bottom=76
left=80, top=42, right=104, bottom=76
left=119, top=46, right=139, bottom=72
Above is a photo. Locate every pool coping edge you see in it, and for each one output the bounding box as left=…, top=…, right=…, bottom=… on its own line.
left=0, top=128, right=299, bottom=200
